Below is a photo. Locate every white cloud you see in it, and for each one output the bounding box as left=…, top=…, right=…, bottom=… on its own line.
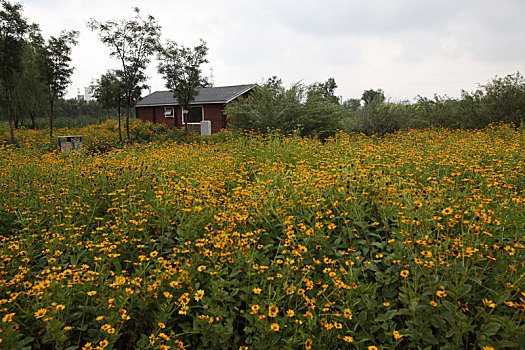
left=20, top=0, right=525, bottom=101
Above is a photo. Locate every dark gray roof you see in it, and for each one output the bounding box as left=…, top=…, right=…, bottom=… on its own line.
left=136, top=84, right=254, bottom=106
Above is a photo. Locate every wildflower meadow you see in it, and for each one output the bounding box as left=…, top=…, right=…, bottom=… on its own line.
left=0, top=122, right=524, bottom=349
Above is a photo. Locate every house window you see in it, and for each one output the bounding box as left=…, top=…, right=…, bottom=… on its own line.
left=184, top=106, right=203, bottom=123
left=164, top=107, right=174, bottom=118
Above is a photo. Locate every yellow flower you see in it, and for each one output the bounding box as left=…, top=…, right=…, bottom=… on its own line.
left=344, top=308, right=352, bottom=320
left=194, top=289, right=205, bottom=301
left=343, top=336, right=354, bottom=343
left=286, top=309, right=295, bottom=317
left=368, top=346, right=378, bottom=350
left=383, top=302, right=390, bottom=307
left=63, top=326, right=72, bottom=331
left=421, top=250, right=432, bottom=258
left=55, top=304, right=66, bottom=311
left=268, top=304, right=279, bottom=317
left=400, top=270, right=409, bottom=278
left=99, top=340, right=109, bottom=348
left=442, top=207, right=453, bottom=215
left=436, top=290, right=447, bottom=298
left=430, top=301, right=438, bottom=307
left=87, top=291, right=97, bottom=296
left=2, top=313, right=14, bottom=323
left=305, top=338, right=313, bottom=350
left=158, top=322, right=166, bottom=329
left=34, top=308, right=47, bottom=319
left=393, top=330, right=403, bottom=340
left=252, top=287, right=262, bottom=294
left=270, top=323, right=279, bottom=331
left=483, top=299, right=496, bottom=308
left=197, top=265, right=206, bottom=272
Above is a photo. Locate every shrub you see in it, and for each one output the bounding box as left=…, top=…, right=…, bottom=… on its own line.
left=225, top=77, right=343, bottom=138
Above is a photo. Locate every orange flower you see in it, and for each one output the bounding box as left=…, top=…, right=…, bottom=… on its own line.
left=393, top=330, right=403, bottom=340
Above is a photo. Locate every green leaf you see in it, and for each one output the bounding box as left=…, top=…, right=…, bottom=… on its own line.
left=483, top=322, right=501, bottom=337
left=421, top=329, right=438, bottom=344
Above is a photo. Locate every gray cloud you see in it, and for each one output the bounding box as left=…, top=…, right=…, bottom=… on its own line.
left=21, top=0, right=525, bottom=100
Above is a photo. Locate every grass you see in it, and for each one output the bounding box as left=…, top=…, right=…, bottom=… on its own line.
left=0, top=122, right=524, bottom=349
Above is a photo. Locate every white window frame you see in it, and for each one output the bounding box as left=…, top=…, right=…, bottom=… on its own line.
left=164, top=107, right=174, bottom=118
left=182, top=105, right=204, bottom=124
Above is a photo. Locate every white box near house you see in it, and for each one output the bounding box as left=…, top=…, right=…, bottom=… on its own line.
left=200, top=120, right=211, bottom=136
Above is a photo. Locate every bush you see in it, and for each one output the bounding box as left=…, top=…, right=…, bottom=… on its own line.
left=460, top=72, right=525, bottom=128
left=225, top=77, right=344, bottom=138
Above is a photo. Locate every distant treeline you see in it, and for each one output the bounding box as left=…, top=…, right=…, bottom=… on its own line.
left=226, top=72, right=525, bottom=137
left=2, top=72, right=524, bottom=135
left=0, top=98, right=128, bottom=129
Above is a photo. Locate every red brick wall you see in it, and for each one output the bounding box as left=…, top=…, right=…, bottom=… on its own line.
left=136, top=88, right=253, bottom=134
left=203, top=104, right=227, bottom=133
left=136, top=106, right=178, bottom=129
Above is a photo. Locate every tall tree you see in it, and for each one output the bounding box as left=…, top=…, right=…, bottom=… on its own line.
left=40, top=30, right=78, bottom=139
left=0, top=0, right=28, bottom=143
left=157, top=39, right=208, bottom=132
left=308, top=77, right=339, bottom=104
left=92, top=69, right=145, bottom=142
left=362, top=89, right=385, bottom=106
left=14, top=23, right=47, bottom=129
left=87, top=7, right=161, bottom=142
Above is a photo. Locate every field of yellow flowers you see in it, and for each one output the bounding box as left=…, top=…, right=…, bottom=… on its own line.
left=0, top=122, right=524, bottom=349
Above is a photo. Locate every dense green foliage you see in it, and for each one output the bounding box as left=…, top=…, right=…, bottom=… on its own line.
left=225, top=77, right=344, bottom=138
left=226, top=73, right=525, bottom=137
left=345, top=72, right=525, bottom=135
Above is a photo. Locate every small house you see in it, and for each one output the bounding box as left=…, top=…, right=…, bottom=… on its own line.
left=135, top=84, right=254, bottom=134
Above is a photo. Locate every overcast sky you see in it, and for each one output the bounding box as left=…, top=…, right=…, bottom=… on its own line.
left=22, top=0, right=525, bottom=102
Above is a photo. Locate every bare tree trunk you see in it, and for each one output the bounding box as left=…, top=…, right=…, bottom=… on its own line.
left=5, top=90, right=15, bottom=144
left=49, top=97, right=54, bottom=139
left=29, top=110, right=36, bottom=129
left=117, top=104, right=122, bottom=143
left=126, top=94, right=131, bottom=143
left=184, top=104, right=188, bottom=134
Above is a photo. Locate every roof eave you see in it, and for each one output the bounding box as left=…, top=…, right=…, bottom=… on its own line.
left=225, top=85, right=254, bottom=103
left=136, top=100, right=229, bottom=108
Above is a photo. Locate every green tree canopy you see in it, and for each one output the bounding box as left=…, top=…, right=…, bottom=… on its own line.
left=39, top=30, right=78, bottom=138
left=225, top=77, right=343, bottom=138
left=362, top=88, right=385, bottom=106
left=0, top=0, right=28, bottom=143
left=157, top=39, right=209, bottom=132
left=87, top=7, right=161, bottom=142
left=92, top=69, right=145, bottom=141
